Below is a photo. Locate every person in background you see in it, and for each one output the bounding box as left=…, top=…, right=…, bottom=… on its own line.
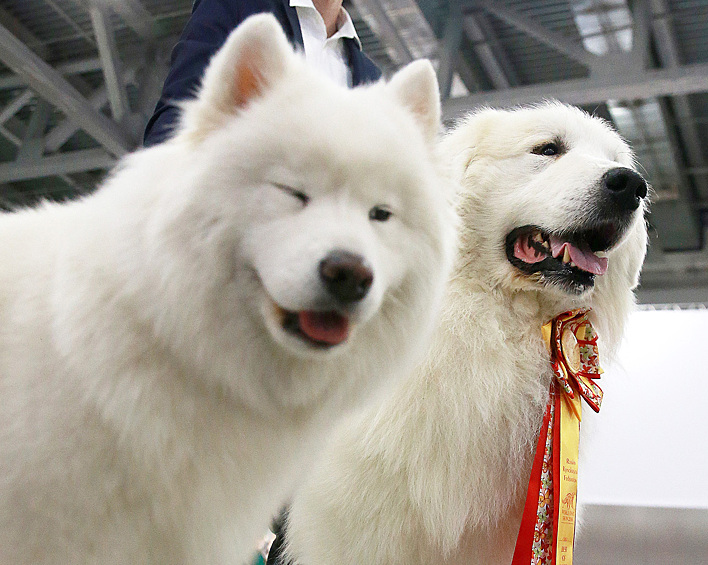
left=143, top=0, right=382, bottom=146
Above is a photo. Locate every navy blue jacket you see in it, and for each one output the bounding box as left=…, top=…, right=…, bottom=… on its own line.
left=143, top=0, right=382, bottom=146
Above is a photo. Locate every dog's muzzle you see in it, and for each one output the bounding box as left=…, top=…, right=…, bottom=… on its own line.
left=272, top=250, right=374, bottom=350
left=505, top=168, right=647, bottom=295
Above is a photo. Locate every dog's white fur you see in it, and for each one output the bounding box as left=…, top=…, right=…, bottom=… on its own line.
left=285, top=103, right=648, bottom=564
left=0, top=15, right=456, bottom=564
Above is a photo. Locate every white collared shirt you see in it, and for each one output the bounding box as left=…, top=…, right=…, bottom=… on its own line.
left=289, top=0, right=361, bottom=87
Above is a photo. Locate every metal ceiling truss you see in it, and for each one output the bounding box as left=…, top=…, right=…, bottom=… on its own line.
left=473, top=0, right=598, bottom=68
left=442, top=0, right=708, bottom=111
left=463, top=11, right=518, bottom=90
left=0, top=4, right=49, bottom=59
left=88, top=0, right=130, bottom=123
left=650, top=0, right=708, bottom=198
left=0, top=24, right=132, bottom=152
left=351, top=0, right=414, bottom=65
left=437, top=1, right=463, bottom=100
left=442, top=59, right=708, bottom=113
left=0, top=0, right=172, bottom=203
left=352, top=0, right=439, bottom=65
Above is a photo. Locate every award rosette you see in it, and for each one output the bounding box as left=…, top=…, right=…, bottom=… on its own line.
left=511, top=308, right=603, bottom=565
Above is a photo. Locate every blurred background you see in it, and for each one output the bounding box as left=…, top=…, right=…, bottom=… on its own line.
left=0, top=1, right=704, bottom=562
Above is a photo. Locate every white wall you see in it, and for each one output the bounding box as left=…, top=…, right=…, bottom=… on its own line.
left=578, top=308, right=708, bottom=509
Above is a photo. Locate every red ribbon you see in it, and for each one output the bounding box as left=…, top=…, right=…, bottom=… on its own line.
left=511, top=309, right=603, bottom=565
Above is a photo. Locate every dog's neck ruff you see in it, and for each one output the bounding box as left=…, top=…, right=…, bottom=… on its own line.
left=512, top=308, right=603, bottom=565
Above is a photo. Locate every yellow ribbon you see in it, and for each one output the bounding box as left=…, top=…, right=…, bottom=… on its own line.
left=543, top=309, right=603, bottom=565
left=556, top=390, right=581, bottom=563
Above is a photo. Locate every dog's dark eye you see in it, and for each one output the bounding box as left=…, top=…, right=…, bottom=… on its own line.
left=532, top=142, right=562, bottom=157
left=272, top=183, right=309, bottom=205
left=369, top=206, right=392, bottom=222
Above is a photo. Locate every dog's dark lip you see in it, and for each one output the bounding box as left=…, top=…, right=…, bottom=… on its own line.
left=505, top=223, right=622, bottom=294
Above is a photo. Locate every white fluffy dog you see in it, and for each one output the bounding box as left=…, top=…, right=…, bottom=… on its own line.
left=0, top=15, right=456, bottom=565
left=285, top=103, right=648, bottom=564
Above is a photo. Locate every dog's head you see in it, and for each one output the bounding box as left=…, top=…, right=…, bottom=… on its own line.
left=144, top=15, right=455, bottom=409
left=443, top=103, right=647, bottom=338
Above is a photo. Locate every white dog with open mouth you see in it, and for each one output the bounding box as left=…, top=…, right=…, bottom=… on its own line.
left=284, top=103, right=648, bottom=565
left=0, top=15, right=456, bottom=565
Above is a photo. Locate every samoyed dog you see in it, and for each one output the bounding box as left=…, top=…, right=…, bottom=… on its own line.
left=284, top=103, right=648, bottom=564
left=0, top=15, right=456, bottom=565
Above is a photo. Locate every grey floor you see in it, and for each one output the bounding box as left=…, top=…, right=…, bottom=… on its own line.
left=574, top=505, right=708, bottom=564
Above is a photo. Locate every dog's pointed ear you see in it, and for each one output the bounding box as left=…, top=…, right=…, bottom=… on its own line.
left=387, top=59, right=441, bottom=144
left=220, top=14, right=292, bottom=109
left=180, top=14, right=292, bottom=139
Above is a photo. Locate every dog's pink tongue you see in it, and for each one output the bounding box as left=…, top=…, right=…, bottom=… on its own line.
left=549, top=236, right=608, bottom=275
left=298, top=311, right=349, bottom=345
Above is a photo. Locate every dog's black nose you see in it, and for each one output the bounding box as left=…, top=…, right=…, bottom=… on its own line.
left=319, top=250, right=373, bottom=304
left=602, top=167, right=647, bottom=212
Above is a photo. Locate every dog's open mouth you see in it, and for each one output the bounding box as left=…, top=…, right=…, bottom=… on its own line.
left=505, top=224, right=620, bottom=294
left=278, top=307, right=350, bottom=348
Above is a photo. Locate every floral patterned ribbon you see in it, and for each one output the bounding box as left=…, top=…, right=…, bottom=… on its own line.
left=511, top=308, right=603, bottom=565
